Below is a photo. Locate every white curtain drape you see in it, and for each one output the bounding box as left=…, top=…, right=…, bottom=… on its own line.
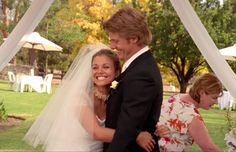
left=170, top=0, right=236, bottom=98
left=0, top=0, right=54, bottom=71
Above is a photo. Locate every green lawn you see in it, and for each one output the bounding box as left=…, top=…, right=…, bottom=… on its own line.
left=188, top=108, right=236, bottom=152
left=0, top=80, right=52, bottom=151
left=0, top=80, right=235, bottom=152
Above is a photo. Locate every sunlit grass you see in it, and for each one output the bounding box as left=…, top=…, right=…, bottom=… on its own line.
left=0, top=80, right=53, bottom=151
left=0, top=80, right=235, bottom=151
left=188, top=109, right=236, bottom=151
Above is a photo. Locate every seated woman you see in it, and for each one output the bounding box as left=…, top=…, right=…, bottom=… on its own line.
left=157, top=73, right=223, bottom=152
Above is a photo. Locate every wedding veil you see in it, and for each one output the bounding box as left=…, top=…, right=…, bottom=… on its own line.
left=23, top=43, right=109, bottom=150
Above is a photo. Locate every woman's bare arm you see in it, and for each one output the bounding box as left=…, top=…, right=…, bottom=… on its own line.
left=189, top=117, right=222, bottom=152
left=79, top=105, right=114, bottom=142
left=79, top=105, right=157, bottom=150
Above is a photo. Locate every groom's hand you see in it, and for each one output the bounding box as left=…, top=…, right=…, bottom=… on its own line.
left=136, top=131, right=156, bottom=152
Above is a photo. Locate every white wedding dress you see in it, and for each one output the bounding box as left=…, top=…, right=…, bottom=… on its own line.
left=23, top=44, right=110, bottom=152
left=45, top=116, right=105, bottom=152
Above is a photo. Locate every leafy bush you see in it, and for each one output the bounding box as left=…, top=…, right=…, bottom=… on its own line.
left=0, top=100, right=8, bottom=122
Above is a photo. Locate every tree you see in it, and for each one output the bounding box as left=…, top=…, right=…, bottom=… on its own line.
left=66, top=0, right=115, bottom=58
left=0, top=0, right=30, bottom=39
left=147, top=0, right=228, bottom=92
left=35, top=0, right=115, bottom=73
left=220, top=0, right=236, bottom=73
left=0, top=0, right=30, bottom=64
left=38, top=0, right=83, bottom=54
left=35, top=0, right=76, bottom=73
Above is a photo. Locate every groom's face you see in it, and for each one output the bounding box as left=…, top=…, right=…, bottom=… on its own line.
left=108, top=32, right=137, bottom=61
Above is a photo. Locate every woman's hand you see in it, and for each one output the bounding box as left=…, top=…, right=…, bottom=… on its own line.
left=136, top=131, right=156, bottom=152
left=154, top=124, right=170, bottom=137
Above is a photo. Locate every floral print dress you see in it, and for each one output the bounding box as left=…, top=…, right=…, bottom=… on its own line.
left=158, top=94, right=203, bottom=152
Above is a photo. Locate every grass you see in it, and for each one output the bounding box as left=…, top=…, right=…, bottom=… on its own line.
left=188, top=108, right=236, bottom=152
left=0, top=80, right=235, bottom=151
left=0, top=80, right=52, bottom=151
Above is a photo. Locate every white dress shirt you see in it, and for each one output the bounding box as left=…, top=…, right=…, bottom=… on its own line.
left=121, top=46, right=149, bottom=73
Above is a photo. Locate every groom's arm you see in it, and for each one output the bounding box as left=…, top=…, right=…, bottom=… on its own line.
left=107, top=71, right=161, bottom=152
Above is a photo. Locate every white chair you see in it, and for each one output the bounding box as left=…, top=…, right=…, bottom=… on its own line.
left=42, top=74, right=53, bottom=94
left=29, top=68, right=34, bottom=76
left=217, top=91, right=234, bottom=110
left=7, top=71, right=16, bottom=90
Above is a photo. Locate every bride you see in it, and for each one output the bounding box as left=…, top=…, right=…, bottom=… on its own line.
left=24, top=44, right=157, bottom=152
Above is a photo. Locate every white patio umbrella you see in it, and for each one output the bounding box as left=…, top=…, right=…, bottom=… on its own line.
left=219, top=44, right=236, bottom=61
left=22, top=32, right=63, bottom=74
left=23, top=32, right=63, bottom=51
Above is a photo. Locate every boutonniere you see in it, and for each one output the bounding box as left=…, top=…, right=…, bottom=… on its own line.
left=110, top=80, right=119, bottom=90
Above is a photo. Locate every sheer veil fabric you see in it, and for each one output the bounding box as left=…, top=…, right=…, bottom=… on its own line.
left=24, top=44, right=109, bottom=151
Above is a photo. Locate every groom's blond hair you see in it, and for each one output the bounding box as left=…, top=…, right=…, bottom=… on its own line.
left=102, top=6, right=152, bottom=47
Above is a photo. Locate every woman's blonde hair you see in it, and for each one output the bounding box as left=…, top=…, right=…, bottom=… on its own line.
left=102, top=6, right=152, bottom=47
left=189, top=73, right=223, bottom=103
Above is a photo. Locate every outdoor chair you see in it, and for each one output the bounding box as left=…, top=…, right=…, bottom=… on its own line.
left=7, top=71, right=16, bottom=90
left=42, top=74, right=53, bottom=94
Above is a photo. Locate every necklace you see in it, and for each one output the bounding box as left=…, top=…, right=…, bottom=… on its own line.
left=93, top=88, right=109, bottom=102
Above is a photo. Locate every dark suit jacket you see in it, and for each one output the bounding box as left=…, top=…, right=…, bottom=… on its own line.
left=104, top=51, right=163, bottom=152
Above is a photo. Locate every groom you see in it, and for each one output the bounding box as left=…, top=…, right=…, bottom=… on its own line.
left=102, top=6, right=163, bottom=152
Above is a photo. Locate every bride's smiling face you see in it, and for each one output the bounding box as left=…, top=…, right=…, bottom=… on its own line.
left=92, top=55, right=116, bottom=87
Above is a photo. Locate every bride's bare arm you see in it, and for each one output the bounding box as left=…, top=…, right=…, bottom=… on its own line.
left=79, top=105, right=114, bottom=142
left=79, top=105, right=157, bottom=150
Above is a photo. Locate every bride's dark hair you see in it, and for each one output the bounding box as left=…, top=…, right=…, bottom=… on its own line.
left=92, top=49, right=121, bottom=73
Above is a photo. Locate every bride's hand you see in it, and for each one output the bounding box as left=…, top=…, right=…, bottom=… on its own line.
left=136, top=131, right=156, bottom=152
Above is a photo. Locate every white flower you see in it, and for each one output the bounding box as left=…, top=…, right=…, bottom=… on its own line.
left=225, top=127, right=236, bottom=152
left=110, top=80, right=119, bottom=89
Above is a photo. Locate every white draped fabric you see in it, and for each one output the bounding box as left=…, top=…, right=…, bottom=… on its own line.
left=0, top=0, right=54, bottom=71
left=170, top=0, right=236, bottom=99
